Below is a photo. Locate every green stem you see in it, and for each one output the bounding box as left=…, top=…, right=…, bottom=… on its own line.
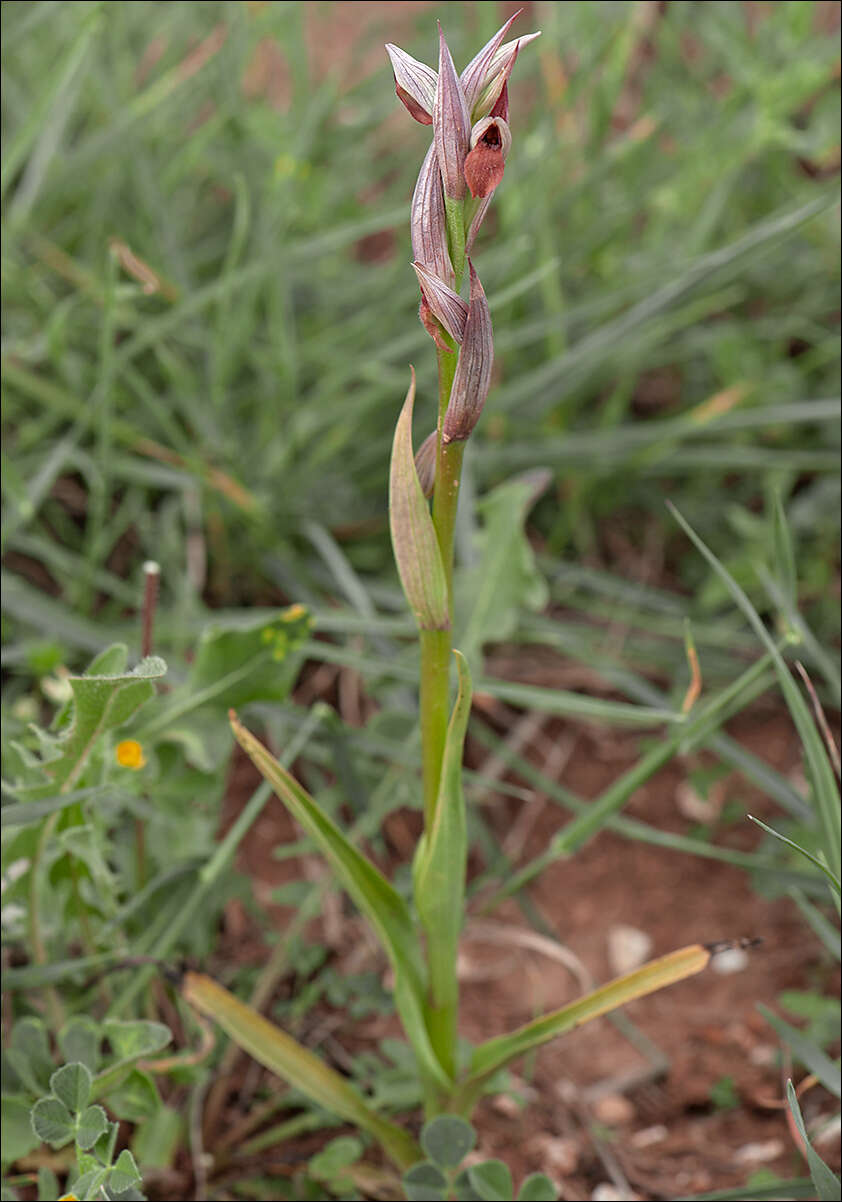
left=419, top=628, right=451, bottom=830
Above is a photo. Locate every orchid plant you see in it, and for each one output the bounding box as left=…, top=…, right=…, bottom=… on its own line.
left=182, top=15, right=747, bottom=1189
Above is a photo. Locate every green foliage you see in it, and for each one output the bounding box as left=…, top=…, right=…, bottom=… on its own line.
left=404, top=1117, right=557, bottom=1201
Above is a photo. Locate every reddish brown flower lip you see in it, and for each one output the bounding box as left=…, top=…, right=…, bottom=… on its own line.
left=463, top=117, right=511, bottom=199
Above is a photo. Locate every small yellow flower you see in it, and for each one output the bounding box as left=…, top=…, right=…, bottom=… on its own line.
left=59, top=1195, right=79, bottom=1201
left=115, top=739, right=146, bottom=770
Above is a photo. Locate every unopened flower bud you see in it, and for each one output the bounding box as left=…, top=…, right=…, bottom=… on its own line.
left=385, top=43, right=437, bottom=124
left=413, top=261, right=468, bottom=345
left=411, top=143, right=454, bottom=288
left=442, top=262, right=493, bottom=445
left=464, top=117, right=511, bottom=199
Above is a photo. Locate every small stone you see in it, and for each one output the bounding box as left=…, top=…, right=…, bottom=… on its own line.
left=734, top=1139, right=785, bottom=1164
left=676, top=781, right=719, bottom=823
left=592, top=1185, right=632, bottom=1202
left=593, top=1093, right=635, bottom=1126
left=711, top=946, right=749, bottom=974
left=491, top=1092, right=522, bottom=1118
left=528, top=1134, right=579, bottom=1175
left=630, top=1124, right=668, bottom=1148
left=607, top=925, right=653, bottom=975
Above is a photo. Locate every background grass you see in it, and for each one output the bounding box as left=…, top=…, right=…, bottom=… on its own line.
left=1, top=3, right=840, bottom=1198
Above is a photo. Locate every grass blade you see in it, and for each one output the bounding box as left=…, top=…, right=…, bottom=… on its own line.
left=229, top=712, right=450, bottom=1090
left=182, top=971, right=420, bottom=1170
left=452, top=944, right=713, bottom=1112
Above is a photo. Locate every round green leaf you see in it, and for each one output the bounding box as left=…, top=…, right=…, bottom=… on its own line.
left=469, top=1159, right=514, bottom=1202
left=421, top=1115, right=476, bottom=1169
left=517, top=1173, right=558, bottom=1202
left=50, top=1062, right=92, bottom=1114
left=75, top=1104, right=109, bottom=1151
left=403, top=1161, right=448, bottom=1202
left=2, top=1095, right=42, bottom=1162
left=106, top=1069, right=160, bottom=1121
left=109, top=1148, right=143, bottom=1194
left=58, top=1017, right=101, bottom=1074
left=309, top=1135, right=363, bottom=1181
left=30, top=1096, right=74, bottom=1149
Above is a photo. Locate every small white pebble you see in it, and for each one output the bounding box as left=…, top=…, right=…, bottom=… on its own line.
left=592, top=1184, right=635, bottom=1202
left=734, top=1139, right=784, bottom=1164
left=607, top=925, right=653, bottom=975
left=711, top=946, right=749, bottom=974
left=630, top=1124, right=668, bottom=1148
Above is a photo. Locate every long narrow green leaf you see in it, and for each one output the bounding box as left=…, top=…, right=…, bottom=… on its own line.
left=759, top=1006, right=842, bottom=1099
left=229, top=713, right=450, bottom=1090
left=748, top=816, right=841, bottom=897
left=788, top=889, right=841, bottom=962
left=414, top=652, right=472, bottom=1076
left=452, top=945, right=712, bottom=1112
left=668, top=503, right=841, bottom=881
left=182, top=972, right=419, bottom=1171
left=786, top=1079, right=842, bottom=1202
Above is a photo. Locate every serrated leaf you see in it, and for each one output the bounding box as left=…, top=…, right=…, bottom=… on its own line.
left=517, top=1173, right=558, bottom=1201
left=786, top=1080, right=842, bottom=1201
left=31, top=1096, right=74, bottom=1148
left=75, top=1104, right=109, bottom=1151
left=389, top=368, right=449, bottom=632
left=108, top=1149, right=142, bottom=1194
left=421, top=1114, right=476, bottom=1169
left=469, top=1159, right=513, bottom=1201
left=403, top=1162, right=449, bottom=1202
left=50, top=1063, right=91, bottom=1113
left=181, top=971, right=420, bottom=1171
left=230, top=712, right=449, bottom=1092
left=58, top=1018, right=100, bottom=1074
left=17, top=653, right=166, bottom=801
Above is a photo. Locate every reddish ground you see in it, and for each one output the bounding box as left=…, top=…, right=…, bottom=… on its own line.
left=181, top=683, right=839, bottom=1202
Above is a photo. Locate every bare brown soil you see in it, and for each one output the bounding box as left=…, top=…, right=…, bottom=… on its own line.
left=190, top=688, right=840, bottom=1202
